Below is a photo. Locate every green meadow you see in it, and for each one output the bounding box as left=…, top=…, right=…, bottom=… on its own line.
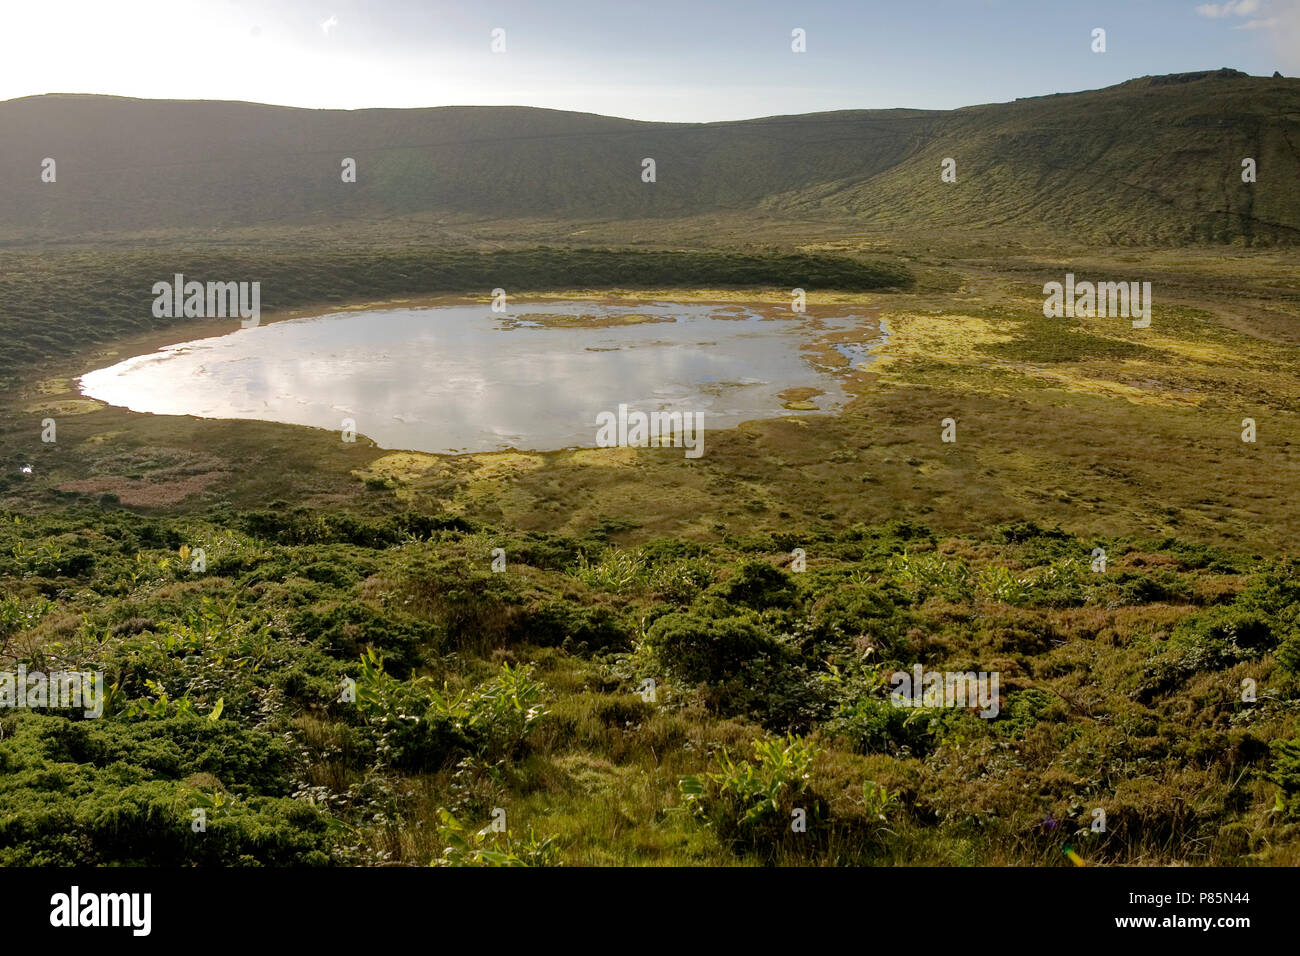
left=1, top=229, right=1298, bottom=866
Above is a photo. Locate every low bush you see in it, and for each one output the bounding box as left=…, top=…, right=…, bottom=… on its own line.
left=643, top=610, right=785, bottom=686
left=679, top=734, right=824, bottom=855
left=354, top=651, right=547, bottom=771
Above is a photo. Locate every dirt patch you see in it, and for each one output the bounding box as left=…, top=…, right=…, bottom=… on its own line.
left=59, top=472, right=224, bottom=507
left=57, top=447, right=229, bottom=506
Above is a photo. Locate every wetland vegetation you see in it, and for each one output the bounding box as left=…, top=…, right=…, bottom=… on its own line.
left=2, top=230, right=1298, bottom=866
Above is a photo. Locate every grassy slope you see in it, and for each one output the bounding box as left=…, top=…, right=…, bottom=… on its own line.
left=3, top=70, right=1299, bottom=244
left=774, top=71, right=1300, bottom=245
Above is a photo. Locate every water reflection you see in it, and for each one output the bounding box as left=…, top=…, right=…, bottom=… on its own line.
left=80, top=302, right=880, bottom=454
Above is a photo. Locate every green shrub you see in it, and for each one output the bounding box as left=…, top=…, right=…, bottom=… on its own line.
left=513, top=600, right=629, bottom=651
left=995, top=521, right=1073, bottom=546
left=355, top=652, right=547, bottom=770
left=394, top=552, right=523, bottom=648
left=643, top=610, right=784, bottom=685
left=1134, top=606, right=1276, bottom=702
left=1268, top=737, right=1300, bottom=820
left=708, top=561, right=799, bottom=611
left=31, top=548, right=97, bottom=579
left=679, top=734, right=824, bottom=854
left=888, top=551, right=971, bottom=602
left=807, top=583, right=913, bottom=655
left=29, top=715, right=297, bottom=794
left=1174, top=605, right=1276, bottom=655
left=1021, top=558, right=1091, bottom=608
left=568, top=548, right=648, bottom=595
left=432, top=808, right=559, bottom=867
left=301, top=561, right=362, bottom=589
left=289, top=600, right=434, bottom=674
left=1115, top=569, right=1193, bottom=606
left=0, top=714, right=331, bottom=865
left=504, top=533, right=580, bottom=571
left=826, top=693, right=935, bottom=756
left=0, top=596, right=54, bottom=639
left=992, top=689, right=1060, bottom=738
left=1236, top=559, right=1300, bottom=631
left=1277, top=634, right=1300, bottom=682
left=648, top=557, right=715, bottom=606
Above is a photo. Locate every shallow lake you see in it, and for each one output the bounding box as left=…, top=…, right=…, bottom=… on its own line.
left=80, top=301, right=881, bottom=454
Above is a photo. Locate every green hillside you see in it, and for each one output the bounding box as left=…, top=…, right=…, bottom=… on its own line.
left=773, top=70, right=1300, bottom=245
left=2, top=69, right=1297, bottom=243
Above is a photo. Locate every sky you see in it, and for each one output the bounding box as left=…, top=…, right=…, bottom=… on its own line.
left=0, top=0, right=1296, bottom=121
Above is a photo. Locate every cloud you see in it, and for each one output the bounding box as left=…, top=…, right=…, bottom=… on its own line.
left=1195, top=0, right=1262, bottom=16
left=321, top=15, right=339, bottom=35
left=1194, top=0, right=1300, bottom=70
left=1273, top=0, right=1300, bottom=68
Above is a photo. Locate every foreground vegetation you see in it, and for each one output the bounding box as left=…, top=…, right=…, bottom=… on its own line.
left=1, top=505, right=1297, bottom=865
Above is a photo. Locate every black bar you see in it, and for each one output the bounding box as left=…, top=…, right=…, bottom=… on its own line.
left=5, top=865, right=1286, bottom=942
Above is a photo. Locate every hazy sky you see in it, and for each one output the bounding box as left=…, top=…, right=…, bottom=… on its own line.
left=2, top=0, right=1296, bottom=120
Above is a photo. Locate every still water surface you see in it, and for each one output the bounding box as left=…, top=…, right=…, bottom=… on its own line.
left=80, top=302, right=880, bottom=454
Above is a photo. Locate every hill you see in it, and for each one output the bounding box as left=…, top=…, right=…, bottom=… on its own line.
left=1, top=69, right=1298, bottom=244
